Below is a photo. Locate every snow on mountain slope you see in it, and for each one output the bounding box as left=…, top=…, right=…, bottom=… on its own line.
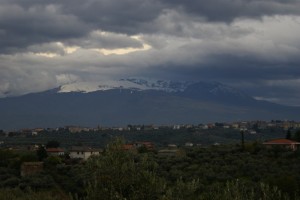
left=59, top=80, right=148, bottom=93
left=122, top=78, right=192, bottom=92
left=58, top=78, right=193, bottom=93
left=57, top=77, right=250, bottom=100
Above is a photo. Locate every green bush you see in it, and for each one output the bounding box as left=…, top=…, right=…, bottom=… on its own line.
left=78, top=138, right=166, bottom=200
left=0, top=189, right=65, bottom=200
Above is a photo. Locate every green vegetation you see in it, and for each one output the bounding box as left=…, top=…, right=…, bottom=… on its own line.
left=0, top=126, right=286, bottom=148
left=0, top=137, right=300, bottom=199
left=0, top=189, right=65, bottom=200
left=46, top=140, right=60, bottom=148
left=294, top=130, right=300, bottom=142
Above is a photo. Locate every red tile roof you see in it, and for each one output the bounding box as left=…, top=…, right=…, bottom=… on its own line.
left=263, top=139, right=300, bottom=145
left=46, top=148, right=64, bottom=152
left=122, top=144, right=134, bottom=150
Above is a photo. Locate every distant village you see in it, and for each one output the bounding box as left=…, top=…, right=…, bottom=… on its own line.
left=1, top=120, right=300, bottom=137
left=1, top=120, right=300, bottom=156
left=1, top=120, right=300, bottom=178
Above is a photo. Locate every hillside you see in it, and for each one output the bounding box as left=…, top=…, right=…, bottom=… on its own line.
left=0, top=78, right=299, bottom=130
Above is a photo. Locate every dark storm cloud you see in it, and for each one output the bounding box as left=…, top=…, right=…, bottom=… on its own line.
left=0, top=0, right=162, bottom=53
left=0, top=3, right=88, bottom=53
left=66, top=31, right=144, bottom=50
left=1, top=0, right=300, bottom=53
left=139, top=51, right=300, bottom=82
left=0, top=0, right=300, bottom=106
left=61, top=0, right=163, bottom=34
left=164, top=0, right=300, bottom=22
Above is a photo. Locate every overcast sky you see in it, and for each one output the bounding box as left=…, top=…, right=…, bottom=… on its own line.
left=1, top=0, right=300, bottom=106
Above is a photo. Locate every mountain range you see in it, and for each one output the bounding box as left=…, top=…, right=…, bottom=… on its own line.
left=0, top=78, right=299, bottom=130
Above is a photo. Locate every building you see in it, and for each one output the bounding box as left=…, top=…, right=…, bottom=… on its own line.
left=122, top=144, right=135, bottom=151
left=66, top=126, right=90, bottom=133
left=158, top=149, right=180, bottom=156
left=185, top=142, right=194, bottom=147
left=21, top=162, right=43, bottom=177
left=69, top=146, right=102, bottom=160
left=134, top=142, right=154, bottom=150
left=46, top=148, right=65, bottom=156
left=168, top=144, right=177, bottom=148
left=263, top=139, right=300, bottom=151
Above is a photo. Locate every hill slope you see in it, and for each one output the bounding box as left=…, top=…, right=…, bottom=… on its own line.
left=0, top=79, right=299, bottom=130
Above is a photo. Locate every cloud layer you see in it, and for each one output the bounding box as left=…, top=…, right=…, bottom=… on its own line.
left=1, top=0, right=300, bottom=106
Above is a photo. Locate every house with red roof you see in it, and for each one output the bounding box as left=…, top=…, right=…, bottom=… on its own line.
left=46, top=148, right=65, bottom=156
left=122, top=144, right=136, bottom=151
left=263, top=139, right=300, bottom=151
left=122, top=142, right=154, bottom=152
left=69, top=146, right=103, bottom=160
left=134, top=142, right=154, bottom=150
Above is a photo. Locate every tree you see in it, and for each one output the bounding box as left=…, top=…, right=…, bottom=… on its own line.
left=0, top=189, right=63, bottom=200
left=200, top=180, right=290, bottom=200
left=240, top=131, right=245, bottom=151
left=286, top=129, right=292, bottom=139
left=46, top=140, right=60, bottom=148
left=293, top=130, right=300, bottom=142
left=81, top=138, right=166, bottom=200
left=36, top=145, right=47, bottom=161
left=44, top=156, right=62, bottom=167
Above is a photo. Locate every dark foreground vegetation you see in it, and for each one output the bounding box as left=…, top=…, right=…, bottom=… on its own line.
left=1, top=138, right=300, bottom=200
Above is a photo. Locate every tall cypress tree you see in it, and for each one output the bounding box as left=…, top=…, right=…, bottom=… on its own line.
left=286, top=129, right=292, bottom=139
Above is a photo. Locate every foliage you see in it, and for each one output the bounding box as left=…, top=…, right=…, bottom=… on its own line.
left=44, top=156, right=62, bottom=167
left=1, top=138, right=300, bottom=199
left=81, top=138, right=166, bottom=200
left=294, top=130, right=300, bottom=142
left=36, top=145, right=47, bottom=161
left=286, top=129, right=292, bottom=139
left=0, top=149, right=18, bottom=167
left=46, top=140, right=60, bottom=148
left=156, top=143, right=300, bottom=199
left=200, top=180, right=290, bottom=200
left=0, top=127, right=286, bottom=148
left=19, top=173, right=56, bottom=190
left=0, top=188, right=67, bottom=200
left=163, top=178, right=201, bottom=200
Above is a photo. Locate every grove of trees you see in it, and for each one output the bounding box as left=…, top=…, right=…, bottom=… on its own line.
left=0, top=138, right=300, bottom=199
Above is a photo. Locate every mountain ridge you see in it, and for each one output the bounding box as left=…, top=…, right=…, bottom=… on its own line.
left=57, top=78, right=253, bottom=101
left=0, top=78, right=299, bottom=130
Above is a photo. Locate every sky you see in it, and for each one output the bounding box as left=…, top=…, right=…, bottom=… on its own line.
left=0, top=0, right=300, bottom=106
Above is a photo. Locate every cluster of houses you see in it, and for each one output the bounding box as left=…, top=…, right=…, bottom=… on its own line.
left=2, top=120, right=300, bottom=138
left=45, top=142, right=158, bottom=160
left=44, top=140, right=198, bottom=159
left=20, top=138, right=300, bottom=177
left=122, top=142, right=154, bottom=151
left=20, top=137, right=300, bottom=177
left=20, top=142, right=154, bottom=177
left=46, top=146, right=103, bottom=160
left=2, top=120, right=300, bottom=162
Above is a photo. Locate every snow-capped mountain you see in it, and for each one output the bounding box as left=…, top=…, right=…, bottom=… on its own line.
left=58, top=78, right=193, bottom=93
left=58, top=80, right=149, bottom=93
left=0, top=77, right=299, bottom=130
left=58, top=77, right=249, bottom=100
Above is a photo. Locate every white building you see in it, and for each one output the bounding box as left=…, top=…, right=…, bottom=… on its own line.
left=185, top=142, right=194, bottom=147
left=69, top=146, right=103, bottom=160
